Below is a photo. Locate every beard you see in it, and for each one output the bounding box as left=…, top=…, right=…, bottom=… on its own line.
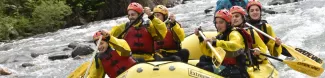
left=128, top=16, right=137, bottom=23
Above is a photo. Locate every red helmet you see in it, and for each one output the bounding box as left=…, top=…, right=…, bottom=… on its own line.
left=215, top=9, right=232, bottom=23
left=127, top=2, right=143, bottom=13
left=230, top=6, right=246, bottom=16
left=247, top=0, right=262, bottom=11
left=93, top=31, right=106, bottom=41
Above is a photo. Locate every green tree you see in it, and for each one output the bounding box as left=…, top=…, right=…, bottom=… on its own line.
left=0, top=0, right=72, bottom=41
left=30, top=0, right=72, bottom=33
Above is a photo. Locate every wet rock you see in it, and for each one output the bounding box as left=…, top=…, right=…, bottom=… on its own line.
left=21, top=63, right=35, bottom=67
left=0, top=68, right=12, bottom=75
left=268, top=0, right=301, bottom=5
left=262, top=8, right=278, bottom=14
left=71, top=45, right=94, bottom=58
left=30, top=52, right=49, bottom=58
left=68, top=41, right=80, bottom=49
left=204, top=6, right=214, bottom=14
left=48, top=55, right=70, bottom=60
left=31, top=53, right=40, bottom=58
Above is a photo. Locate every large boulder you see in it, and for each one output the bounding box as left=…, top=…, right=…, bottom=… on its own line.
left=71, top=45, right=94, bottom=58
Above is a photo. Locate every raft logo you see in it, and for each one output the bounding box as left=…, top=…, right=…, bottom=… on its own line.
left=188, top=68, right=213, bottom=78
left=297, top=62, right=320, bottom=71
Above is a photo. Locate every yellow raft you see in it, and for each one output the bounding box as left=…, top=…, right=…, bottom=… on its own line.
left=182, top=32, right=278, bottom=78
left=68, top=31, right=278, bottom=78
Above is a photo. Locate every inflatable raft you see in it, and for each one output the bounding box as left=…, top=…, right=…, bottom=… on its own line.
left=68, top=31, right=278, bottom=78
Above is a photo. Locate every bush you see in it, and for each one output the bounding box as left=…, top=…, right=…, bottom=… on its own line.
left=0, top=0, right=71, bottom=41
left=30, top=0, right=71, bottom=33
left=0, top=15, right=27, bottom=40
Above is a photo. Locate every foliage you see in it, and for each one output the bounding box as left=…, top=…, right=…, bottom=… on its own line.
left=0, top=0, right=71, bottom=41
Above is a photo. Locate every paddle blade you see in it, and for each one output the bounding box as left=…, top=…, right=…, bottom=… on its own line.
left=294, top=48, right=323, bottom=64
left=284, top=60, right=324, bottom=77
left=211, top=47, right=226, bottom=68
left=282, top=45, right=323, bottom=67
left=68, top=62, right=90, bottom=78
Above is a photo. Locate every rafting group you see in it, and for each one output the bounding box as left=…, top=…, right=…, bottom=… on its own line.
left=68, top=0, right=324, bottom=78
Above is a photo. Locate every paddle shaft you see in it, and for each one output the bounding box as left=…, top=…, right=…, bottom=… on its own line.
left=84, top=35, right=102, bottom=78
left=198, top=31, right=222, bottom=61
left=117, top=13, right=145, bottom=38
left=260, top=53, right=283, bottom=62
left=245, top=23, right=276, bottom=41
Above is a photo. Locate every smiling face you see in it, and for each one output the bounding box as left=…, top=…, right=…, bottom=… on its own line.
left=231, top=13, right=244, bottom=27
left=97, top=41, right=109, bottom=53
left=127, top=10, right=139, bottom=23
left=215, top=18, right=227, bottom=33
left=248, top=5, right=261, bottom=21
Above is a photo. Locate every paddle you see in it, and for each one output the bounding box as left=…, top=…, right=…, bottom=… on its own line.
left=117, top=13, right=145, bottom=39
left=198, top=30, right=226, bottom=67
left=259, top=53, right=324, bottom=77
left=245, top=23, right=324, bottom=67
left=83, top=35, right=102, bottom=78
